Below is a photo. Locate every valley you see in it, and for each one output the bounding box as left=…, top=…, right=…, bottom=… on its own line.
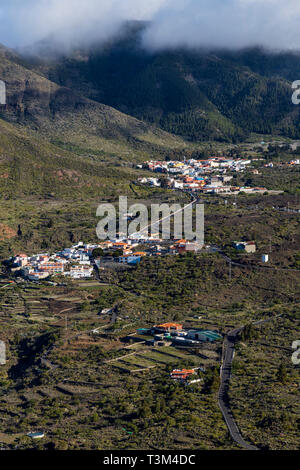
left=0, top=33, right=299, bottom=452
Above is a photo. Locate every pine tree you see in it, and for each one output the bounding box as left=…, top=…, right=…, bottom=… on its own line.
left=276, top=363, right=288, bottom=384
left=17, top=224, right=22, bottom=238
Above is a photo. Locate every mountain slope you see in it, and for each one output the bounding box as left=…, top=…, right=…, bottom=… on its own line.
left=28, top=28, right=300, bottom=142
left=0, top=44, right=186, bottom=161
left=0, top=116, right=158, bottom=201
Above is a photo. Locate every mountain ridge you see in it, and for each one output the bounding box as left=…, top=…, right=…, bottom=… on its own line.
left=0, top=43, right=186, bottom=162
left=23, top=30, right=300, bottom=142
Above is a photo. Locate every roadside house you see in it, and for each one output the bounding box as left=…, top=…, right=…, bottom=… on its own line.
left=232, top=241, right=256, bottom=253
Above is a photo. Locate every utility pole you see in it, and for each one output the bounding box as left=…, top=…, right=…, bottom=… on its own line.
left=229, top=261, right=232, bottom=282
left=269, top=237, right=272, bottom=254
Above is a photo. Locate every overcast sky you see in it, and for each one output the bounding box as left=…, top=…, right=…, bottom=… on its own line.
left=0, top=0, right=300, bottom=52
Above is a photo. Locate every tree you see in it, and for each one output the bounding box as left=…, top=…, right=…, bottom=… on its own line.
left=139, top=402, right=151, bottom=419
left=17, top=224, right=22, bottom=238
left=154, top=398, right=166, bottom=415
left=159, top=176, right=169, bottom=189
left=209, top=368, right=220, bottom=393
left=92, top=248, right=104, bottom=258
left=203, top=366, right=220, bottom=394
left=276, top=363, right=288, bottom=384
left=91, top=412, right=99, bottom=423
left=240, top=324, right=259, bottom=341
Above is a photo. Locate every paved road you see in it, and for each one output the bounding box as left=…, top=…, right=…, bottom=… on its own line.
left=218, top=315, right=282, bottom=450
left=218, top=326, right=258, bottom=450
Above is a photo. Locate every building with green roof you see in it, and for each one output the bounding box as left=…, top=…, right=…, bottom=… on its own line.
left=187, top=330, right=222, bottom=342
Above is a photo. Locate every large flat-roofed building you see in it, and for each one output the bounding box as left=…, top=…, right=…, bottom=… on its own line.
left=186, top=330, right=222, bottom=342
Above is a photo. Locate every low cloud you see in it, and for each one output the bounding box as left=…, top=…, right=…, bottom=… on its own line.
left=143, top=0, right=300, bottom=51
left=0, top=0, right=168, bottom=49
left=0, top=0, right=300, bottom=52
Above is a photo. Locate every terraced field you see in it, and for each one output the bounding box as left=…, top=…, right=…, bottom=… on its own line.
left=109, top=346, right=209, bottom=373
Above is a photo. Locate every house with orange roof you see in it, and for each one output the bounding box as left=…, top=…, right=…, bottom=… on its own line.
left=172, top=239, right=188, bottom=254
left=155, top=322, right=183, bottom=333
left=123, top=248, right=133, bottom=255
left=37, top=262, right=65, bottom=274
left=113, top=242, right=128, bottom=247
left=97, top=241, right=113, bottom=251
left=170, top=369, right=196, bottom=382
left=183, top=176, right=194, bottom=183
left=174, top=239, right=187, bottom=245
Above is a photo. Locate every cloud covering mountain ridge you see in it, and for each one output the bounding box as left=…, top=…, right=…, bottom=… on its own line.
left=0, top=0, right=300, bottom=52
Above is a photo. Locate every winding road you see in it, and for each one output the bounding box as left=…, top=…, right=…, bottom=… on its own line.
left=218, top=325, right=258, bottom=450
left=218, top=315, right=282, bottom=450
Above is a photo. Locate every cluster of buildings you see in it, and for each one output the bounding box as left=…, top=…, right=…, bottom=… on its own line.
left=97, top=238, right=203, bottom=265
left=137, top=322, right=222, bottom=347
left=9, top=236, right=260, bottom=282
left=10, top=242, right=97, bottom=281
left=8, top=236, right=205, bottom=281
left=169, top=239, right=203, bottom=255
left=137, top=157, right=267, bottom=194
left=97, top=239, right=151, bottom=265
left=264, top=158, right=300, bottom=168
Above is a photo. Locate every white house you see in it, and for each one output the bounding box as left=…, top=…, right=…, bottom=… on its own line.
left=14, top=253, right=28, bottom=267
left=64, top=265, right=93, bottom=279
